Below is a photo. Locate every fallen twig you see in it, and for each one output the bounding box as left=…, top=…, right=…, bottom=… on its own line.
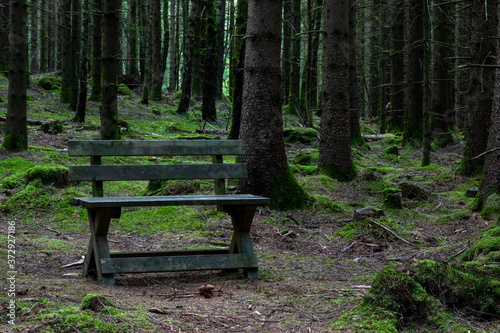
left=367, top=219, right=417, bottom=247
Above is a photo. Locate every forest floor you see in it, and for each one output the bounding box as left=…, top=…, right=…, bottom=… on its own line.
left=0, top=76, right=499, bottom=332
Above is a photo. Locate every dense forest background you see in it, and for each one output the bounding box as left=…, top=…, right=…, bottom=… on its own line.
left=1, top=0, right=500, bottom=332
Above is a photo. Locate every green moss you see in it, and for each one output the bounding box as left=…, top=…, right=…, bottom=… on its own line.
left=60, top=85, right=72, bottom=103
left=0, top=157, right=36, bottom=175
left=465, top=226, right=500, bottom=260
left=289, top=164, right=318, bottom=175
left=268, top=165, right=309, bottom=210
left=336, top=218, right=407, bottom=243
left=308, top=194, right=345, bottom=214
left=284, top=127, right=319, bottom=144
left=2, top=133, right=28, bottom=152
left=81, top=294, right=114, bottom=311
left=382, top=188, right=402, bottom=209
left=145, top=179, right=201, bottom=196
left=383, top=145, right=399, bottom=155
left=319, top=158, right=358, bottom=182
left=38, top=76, right=62, bottom=91
left=481, top=193, right=500, bottom=221
left=292, top=149, right=319, bottom=166
left=118, top=83, right=132, bottom=96
left=26, top=164, right=68, bottom=187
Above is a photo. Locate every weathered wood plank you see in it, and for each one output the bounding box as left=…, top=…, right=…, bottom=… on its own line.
left=100, top=254, right=258, bottom=274
left=73, top=194, right=270, bottom=208
left=110, top=249, right=229, bottom=258
left=68, top=140, right=245, bottom=156
left=70, top=164, right=248, bottom=182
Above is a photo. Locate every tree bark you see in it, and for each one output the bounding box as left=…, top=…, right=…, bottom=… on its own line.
left=100, top=0, right=121, bottom=140
left=421, top=0, right=431, bottom=166
left=127, top=0, right=139, bottom=78
left=40, top=0, right=48, bottom=73
left=60, top=0, right=72, bottom=103
left=215, top=0, right=226, bottom=99
left=168, top=0, right=178, bottom=91
left=201, top=0, right=218, bottom=121
left=70, top=0, right=82, bottom=111
left=389, top=0, right=405, bottom=132
left=239, top=0, right=306, bottom=210
left=0, top=0, right=8, bottom=74
left=3, top=0, right=28, bottom=152
left=319, top=0, right=356, bottom=181
left=460, top=0, right=497, bottom=175
left=75, top=0, right=90, bottom=123
left=289, top=0, right=301, bottom=116
left=151, top=0, right=163, bottom=100
left=30, top=0, right=38, bottom=73
left=89, top=0, right=102, bottom=102
left=349, top=0, right=363, bottom=146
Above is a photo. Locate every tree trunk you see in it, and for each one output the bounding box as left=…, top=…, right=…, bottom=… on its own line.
left=161, top=0, right=169, bottom=78
left=3, top=0, right=28, bottom=152
left=60, top=0, right=72, bottom=103
left=310, top=0, right=322, bottom=111
left=168, top=0, right=178, bottom=91
left=89, top=0, right=102, bottom=102
left=176, top=0, right=197, bottom=114
left=30, top=0, right=38, bottom=73
left=0, top=0, right=8, bottom=74
left=151, top=0, right=163, bottom=100
left=228, top=0, right=247, bottom=139
left=319, top=0, right=356, bottom=181
left=388, top=0, right=405, bottom=132
left=47, top=0, right=56, bottom=71
left=141, top=0, right=151, bottom=104
left=421, top=0, right=432, bottom=166
left=201, top=0, right=218, bottom=121
left=75, top=0, right=90, bottom=123
left=40, top=0, right=48, bottom=73
left=70, top=0, right=81, bottom=111
left=215, top=0, right=226, bottom=99
left=460, top=0, right=497, bottom=175
left=349, top=0, right=363, bottom=146
left=282, top=0, right=291, bottom=106
left=100, top=0, right=121, bottom=140
left=289, top=0, right=301, bottom=116
left=127, top=0, right=139, bottom=78
left=239, top=0, right=306, bottom=210
left=403, top=0, right=424, bottom=145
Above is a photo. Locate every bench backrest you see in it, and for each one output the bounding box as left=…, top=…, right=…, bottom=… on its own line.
left=68, top=140, right=247, bottom=197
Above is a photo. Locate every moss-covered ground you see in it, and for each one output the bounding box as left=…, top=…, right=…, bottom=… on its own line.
left=0, top=74, right=499, bottom=332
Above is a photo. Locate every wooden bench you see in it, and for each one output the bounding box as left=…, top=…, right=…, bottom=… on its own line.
left=68, top=140, right=269, bottom=285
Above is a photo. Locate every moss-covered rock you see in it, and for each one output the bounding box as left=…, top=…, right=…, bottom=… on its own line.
left=81, top=294, right=113, bottom=312
left=41, top=119, right=65, bottom=134
left=383, top=145, right=399, bottom=155
left=400, top=182, right=429, bottom=201
left=118, top=83, right=132, bottom=96
left=26, top=164, right=69, bottom=187
left=292, top=149, right=319, bottom=166
left=481, top=193, right=500, bottom=221
left=38, top=76, right=62, bottom=91
left=383, top=188, right=402, bottom=209
left=464, top=225, right=500, bottom=263
left=284, top=127, right=319, bottom=144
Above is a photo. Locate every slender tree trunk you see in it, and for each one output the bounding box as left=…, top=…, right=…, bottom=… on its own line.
left=70, top=0, right=81, bottom=111
left=319, top=0, right=356, bottom=181
left=289, top=0, right=301, bottom=116
left=227, top=0, right=235, bottom=98
left=228, top=0, right=247, bottom=138
left=431, top=0, right=453, bottom=148
left=349, top=0, right=363, bottom=146
left=3, top=0, right=28, bottom=152
left=176, top=0, right=197, bottom=113
left=30, top=0, right=38, bottom=73
left=40, top=0, right=48, bottom=73
left=201, top=0, right=218, bottom=121
left=89, top=0, right=102, bottom=102
left=239, top=0, right=307, bottom=210
left=168, top=0, right=177, bottom=91
left=310, top=0, right=322, bottom=111
left=151, top=0, right=163, bottom=100
left=141, top=0, right=151, bottom=104
left=215, top=0, right=226, bottom=99
left=389, top=0, right=405, bottom=132
left=421, top=0, right=431, bottom=166
left=403, top=0, right=423, bottom=145
left=0, top=0, right=8, bottom=74
left=460, top=0, right=497, bottom=175
left=191, top=1, right=202, bottom=96
left=161, top=0, right=169, bottom=77
left=127, top=0, right=139, bottom=78
left=100, top=0, right=121, bottom=140
left=60, top=0, right=72, bottom=103
left=75, top=0, right=90, bottom=123
left=47, top=0, right=55, bottom=71
left=282, top=0, right=291, bottom=106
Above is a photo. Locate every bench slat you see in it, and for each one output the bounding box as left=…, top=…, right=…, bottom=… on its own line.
left=70, top=163, right=248, bottom=181
left=68, top=140, right=245, bottom=156
left=73, top=194, right=270, bottom=208
left=101, top=253, right=258, bottom=274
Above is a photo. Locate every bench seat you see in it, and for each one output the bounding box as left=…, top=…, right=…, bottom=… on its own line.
left=74, top=194, right=269, bottom=208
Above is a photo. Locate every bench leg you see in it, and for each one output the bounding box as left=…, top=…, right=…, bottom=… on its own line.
left=224, top=205, right=259, bottom=280
left=82, top=207, right=115, bottom=285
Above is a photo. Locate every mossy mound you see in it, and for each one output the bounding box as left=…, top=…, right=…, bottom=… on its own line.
left=292, top=149, right=319, bottom=166
left=38, top=76, right=61, bottom=91
left=289, top=164, right=318, bottom=175
left=463, top=225, right=500, bottom=264
left=284, top=127, right=319, bottom=144
left=413, top=260, right=500, bottom=320
left=146, top=179, right=201, bottom=196
left=400, top=182, right=429, bottom=201
left=383, top=188, right=402, bottom=209
left=118, top=83, right=132, bottom=96
left=383, top=145, right=399, bottom=155
left=26, top=164, right=69, bottom=187
left=481, top=193, right=500, bottom=221
left=81, top=294, right=113, bottom=312
left=335, top=218, right=405, bottom=243
left=41, top=119, right=65, bottom=134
